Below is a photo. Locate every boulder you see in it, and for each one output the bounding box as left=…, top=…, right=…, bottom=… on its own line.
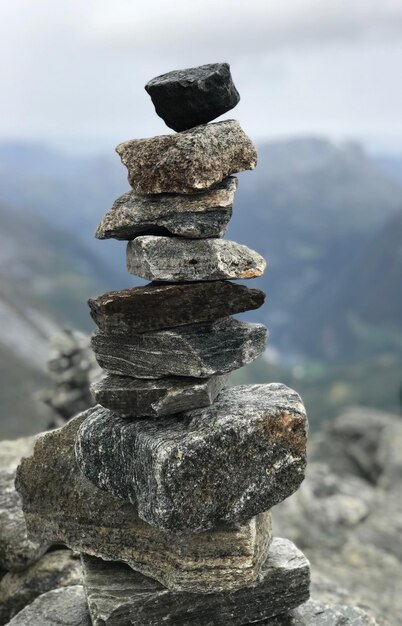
left=5, top=585, right=90, bottom=626
left=116, top=120, right=257, bottom=194
left=145, top=63, right=240, bottom=131
left=76, top=384, right=307, bottom=533
left=91, top=318, right=267, bottom=379
left=89, top=281, right=265, bottom=334
left=126, top=236, right=266, bottom=282
left=96, top=177, right=236, bottom=240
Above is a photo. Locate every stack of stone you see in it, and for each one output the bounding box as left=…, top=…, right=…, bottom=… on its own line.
left=17, top=63, right=310, bottom=625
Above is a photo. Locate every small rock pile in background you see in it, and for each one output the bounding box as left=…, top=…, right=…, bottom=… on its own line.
left=8, top=63, right=378, bottom=625
left=41, top=329, right=101, bottom=427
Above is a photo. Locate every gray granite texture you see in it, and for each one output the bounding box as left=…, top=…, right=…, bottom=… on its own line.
left=145, top=63, right=240, bottom=131
left=88, top=281, right=265, bottom=334
left=15, top=415, right=274, bottom=593
left=268, top=599, right=378, bottom=625
left=76, top=383, right=307, bottom=533
left=91, top=317, right=267, bottom=379
left=5, top=585, right=91, bottom=626
left=0, top=550, right=81, bottom=625
left=91, top=373, right=229, bottom=417
left=0, top=436, right=46, bottom=572
left=81, top=538, right=310, bottom=626
left=116, top=120, right=257, bottom=194
left=96, top=177, right=237, bottom=240
left=126, top=235, right=266, bottom=281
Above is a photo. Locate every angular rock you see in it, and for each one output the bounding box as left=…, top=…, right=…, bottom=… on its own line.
left=0, top=437, right=46, bottom=572
left=89, top=281, right=265, bottom=334
left=145, top=63, right=240, bottom=132
left=91, top=373, right=229, bottom=418
left=269, top=599, right=378, bottom=625
left=96, top=177, right=237, bottom=240
left=82, top=538, right=310, bottom=626
left=126, top=236, right=266, bottom=281
left=91, top=317, right=267, bottom=379
left=15, top=415, right=274, bottom=593
left=0, top=550, right=82, bottom=625
left=76, top=384, right=307, bottom=533
left=6, top=585, right=91, bottom=626
left=116, top=120, right=257, bottom=194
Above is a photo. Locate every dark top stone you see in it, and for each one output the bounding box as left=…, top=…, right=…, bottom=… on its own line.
left=88, top=281, right=265, bottom=334
left=145, top=63, right=240, bottom=132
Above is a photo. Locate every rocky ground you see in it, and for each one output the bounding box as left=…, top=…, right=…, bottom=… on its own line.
left=0, top=403, right=399, bottom=623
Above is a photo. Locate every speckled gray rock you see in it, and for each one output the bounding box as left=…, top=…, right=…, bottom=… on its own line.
left=0, top=437, right=46, bottom=572
left=15, top=415, right=274, bottom=593
left=91, top=317, right=267, bottom=379
left=0, top=550, right=82, bottom=625
left=5, top=585, right=91, bottom=626
left=96, top=177, right=237, bottom=240
left=91, top=373, right=229, bottom=417
left=145, top=63, right=240, bottom=132
left=82, top=538, right=310, bottom=626
left=268, top=599, right=378, bottom=625
left=88, top=281, right=265, bottom=334
left=116, top=120, right=257, bottom=194
left=76, top=384, right=307, bottom=533
left=126, top=236, right=266, bottom=281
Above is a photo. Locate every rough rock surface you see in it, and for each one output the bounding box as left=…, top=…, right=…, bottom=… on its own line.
left=126, top=235, right=266, bottom=281
left=76, top=383, right=307, bottom=533
left=91, top=317, right=267, bottom=379
left=89, top=281, right=265, bottom=334
left=268, top=599, right=378, bottom=625
left=96, top=177, right=237, bottom=240
left=81, top=538, right=310, bottom=626
left=15, top=415, right=274, bottom=593
left=0, top=436, right=46, bottom=572
left=91, top=373, right=229, bottom=417
left=145, top=63, right=240, bottom=131
left=0, top=550, right=82, bottom=625
left=6, top=585, right=90, bottom=626
left=116, top=120, right=257, bottom=194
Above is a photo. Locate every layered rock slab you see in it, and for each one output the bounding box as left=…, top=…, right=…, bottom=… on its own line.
left=15, top=414, right=273, bottom=593
left=145, top=63, right=240, bottom=131
left=91, top=318, right=267, bottom=379
left=6, top=585, right=91, bottom=626
left=96, top=177, right=237, bottom=240
left=116, top=120, right=257, bottom=194
left=91, top=373, right=229, bottom=417
left=89, top=281, right=265, bottom=334
left=76, top=383, right=307, bottom=533
left=81, top=538, right=309, bottom=626
left=126, top=235, right=266, bottom=281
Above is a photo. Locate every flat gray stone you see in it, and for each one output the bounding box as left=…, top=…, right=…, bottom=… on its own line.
left=15, top=415, right=274, bottom=593
left=116, top=120, right=257, bottom=194
left=0, top=437, right=46, bottom=573
left=91, top=373, right=229, bottom=417
left=268, top=599, right=378, bottom=625
left=0, top=550, right=82, bottom=625
left=89, top=280, right=265, bottom=334
left=5, top=585, right=90, bottom=626
left=82, top=538, right=310, bottom=626
left=126, top=236, right=266, bottom=281
left=145, top=63, right=240, bottom=132
left=76, top=384, right=307, bottom=533
left=91, top=317, right=267, bottom=379
left=96, top=177, right=237, bottom=240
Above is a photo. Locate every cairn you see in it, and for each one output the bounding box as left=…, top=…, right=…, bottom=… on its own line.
left=16, top=63, right=310, bottom=625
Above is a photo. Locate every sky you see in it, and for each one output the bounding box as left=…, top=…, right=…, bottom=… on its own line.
left=1, top=0, right=402, bottom=154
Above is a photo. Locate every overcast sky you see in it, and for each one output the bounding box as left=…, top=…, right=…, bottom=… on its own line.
left=1, top=0, right=402, bottom=154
